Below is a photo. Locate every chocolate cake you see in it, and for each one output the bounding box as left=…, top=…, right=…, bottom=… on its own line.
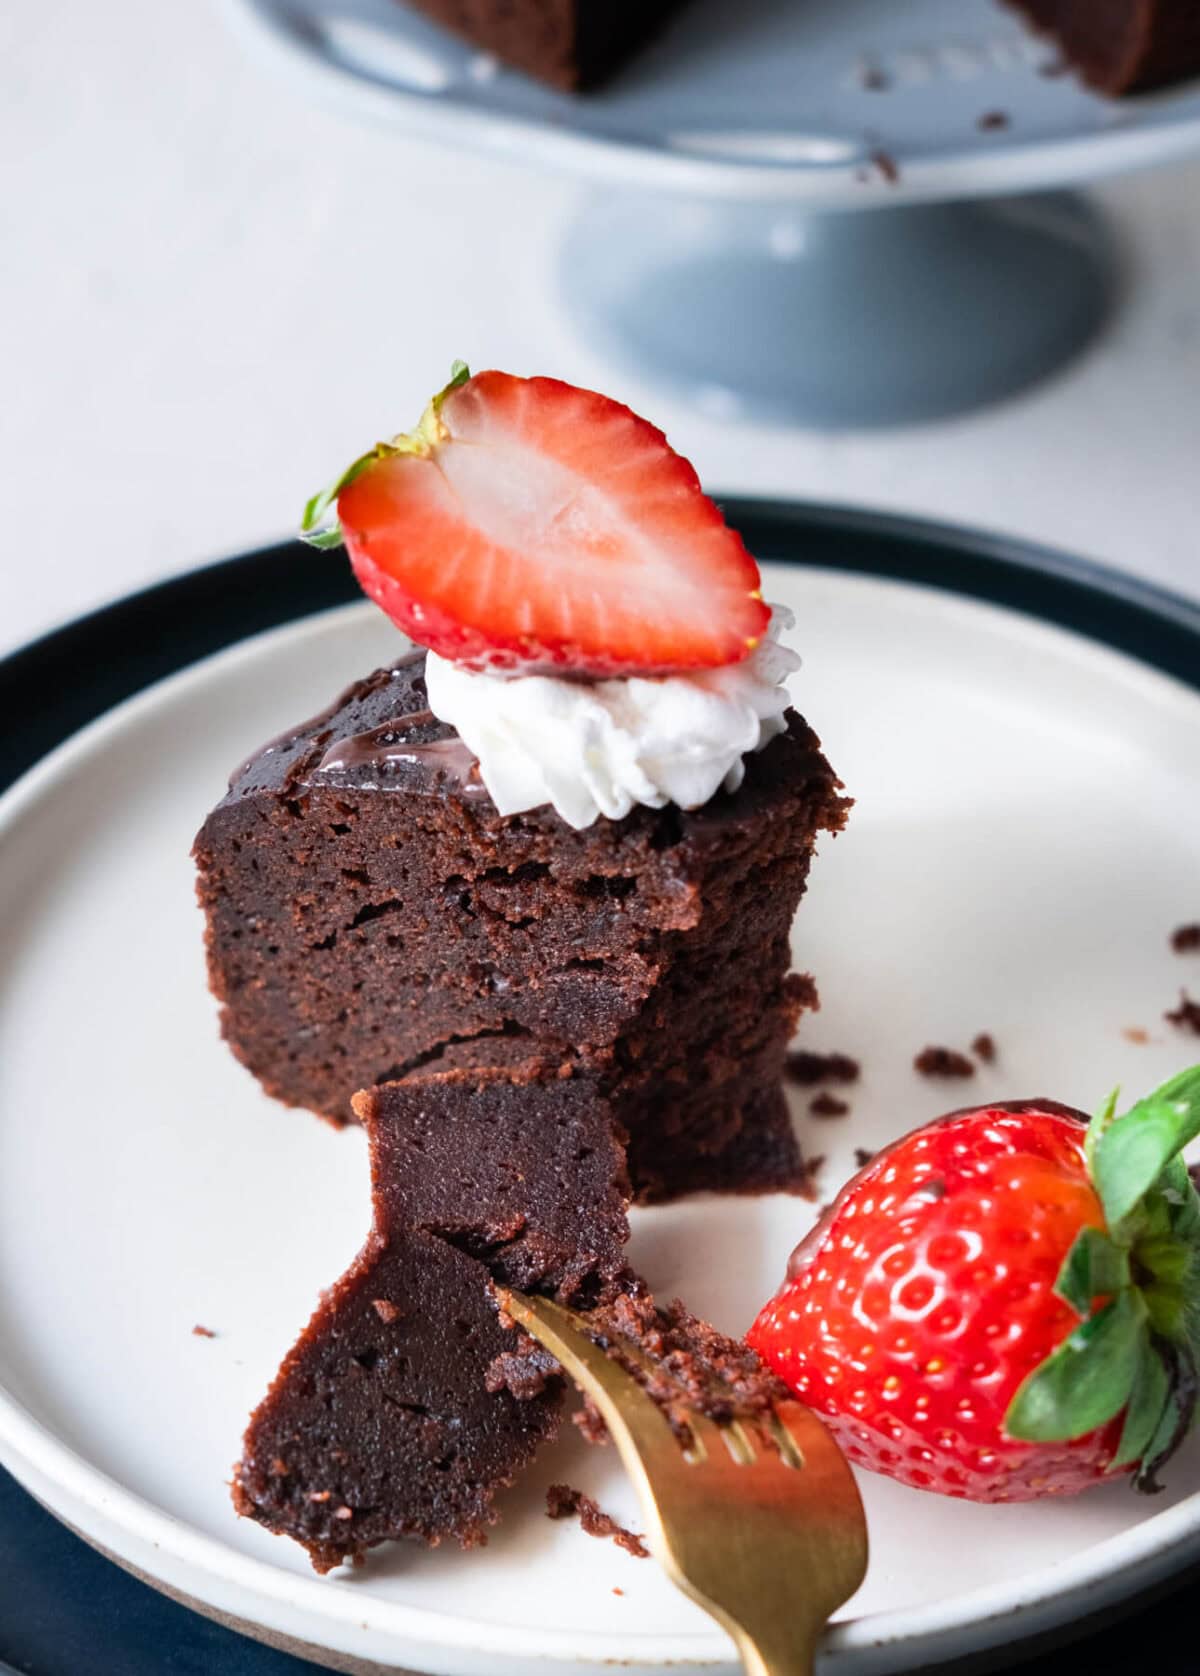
left=194, top=650, right=847, bottom=1203
left=233, top=1061, right=631, bottom=1570
left=234, top=1064, right=784, bottom=1571
left=399, top=0, right=689, bottom=89
left=400, top=0, right=1200, bottom=94
left=1009, top=1, right=1200, bottom=94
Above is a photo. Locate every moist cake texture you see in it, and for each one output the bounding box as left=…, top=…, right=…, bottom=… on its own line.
left=1008, top=0, right=1200, bottom=93
left=399, top=0, right=1200, bottom=94
left=232, top=1064, right=631, bottom=1571
left=234, top=1065, right=784, bottom=1571
left=194, top=651, right=848, bottom=1202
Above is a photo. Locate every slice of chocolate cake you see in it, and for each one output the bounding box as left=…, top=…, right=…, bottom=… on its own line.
left=194, top=650, right=847, bottom=1203
left=233, top=1062, right=632, bottom=1571
left=1009, top=0, right=1200, bottom=94
left=398, top=0, right=690, bottom=90
left=235, top=1063, right=785, bottom=1571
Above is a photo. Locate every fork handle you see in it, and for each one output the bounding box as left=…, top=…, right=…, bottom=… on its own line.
left=735, top=1624, right=819, bottom=1676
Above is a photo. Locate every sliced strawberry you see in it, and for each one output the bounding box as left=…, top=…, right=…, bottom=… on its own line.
left=305, top=367, right=768, bottom=675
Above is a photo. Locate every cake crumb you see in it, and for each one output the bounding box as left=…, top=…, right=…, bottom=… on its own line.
left=785, top=1050, right=860, bottom=1086
left=1166, top=990, right=1200, bottom=1035
left=486, top=1335, right=561, bottom=1401
left=613, top=1586, right=624, bottom=1596
left=192, top=1324, right=217, bottom=1338
left=859, top=64, right=890, bottom=90
left=1123, top=1026, right=1150, bottom=1045
left=870, top=149, right=900, bottom=184
left=809, top=1092, right=850, bottom=1118
left=371, top=1298, right=400, bottom=1323
left=914, top=1046, right=975, bottom=1078
left=854, top=1148, right=875, bottom=1168
left=800, top=1155, right=825, bottom=1198
left=546, top=1485, right=649, bottom=1559
left=977, top=110, right=1010, bottom=131
left=1171, top=924, right=1200, bottom=953
left=970, top=1033, right=996, bottom=1064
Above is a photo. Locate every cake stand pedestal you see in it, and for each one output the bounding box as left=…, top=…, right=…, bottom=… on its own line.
left=225, top=0, right=1200, bottom=426
left=564, top=189, right=1113, bottom=425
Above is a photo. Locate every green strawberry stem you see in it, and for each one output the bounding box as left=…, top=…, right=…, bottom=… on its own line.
left=1006, top=1066, right=1200, bottom=1492
left=299, top=360, right=471, bottom=551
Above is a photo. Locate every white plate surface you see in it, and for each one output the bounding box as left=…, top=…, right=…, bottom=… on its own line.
left=1, top=563, right=1199, bottom=1675
left=226, top=0, right=1200, bottom=202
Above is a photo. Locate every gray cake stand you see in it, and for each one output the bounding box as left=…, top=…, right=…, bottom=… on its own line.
left=225, top=0, right=1200, bottom=426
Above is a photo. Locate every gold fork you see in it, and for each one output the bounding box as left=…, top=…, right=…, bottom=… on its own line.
left=500, top=1290, right=868, bottom=1676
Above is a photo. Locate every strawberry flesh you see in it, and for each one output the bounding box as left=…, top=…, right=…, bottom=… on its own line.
left=337, top=371, right=768, bottom=675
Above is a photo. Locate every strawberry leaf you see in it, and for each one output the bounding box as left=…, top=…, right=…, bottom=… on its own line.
left=1085, top=1085, right=1121, bottom=1174
left=1005, top=1290, right=1148, bottom=1443
left=1133, top=1389, right=1186, bottom=1493
left=1054, top=1227, right=1130, bottom=1317
left=301, top=525, right=351, bottom=552
left=1159, top=1154, right=1200, bottom=1242
left=1112, top=1342, right=1170, bottom=1471
left=442, top=359, right=470, bottom=397
left=1092, top=1068, right=1200, bottom=1231
left=1131, top=1340, right=1197, bottom=1493
left=300, top=447, right=388, bottom=550
left=297, top=366, right=472, bottom=549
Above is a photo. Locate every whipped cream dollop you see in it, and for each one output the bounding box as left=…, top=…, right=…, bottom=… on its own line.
left=424, top=606, right=800, bottom=830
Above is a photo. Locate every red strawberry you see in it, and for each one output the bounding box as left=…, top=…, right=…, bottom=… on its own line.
left=748, top=1069, right=1200, bottom=1503
left=300, top=363, right=768, bottom=676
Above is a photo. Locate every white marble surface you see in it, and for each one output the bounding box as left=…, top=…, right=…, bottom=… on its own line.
left=1, top=0, right=1198, bottom=660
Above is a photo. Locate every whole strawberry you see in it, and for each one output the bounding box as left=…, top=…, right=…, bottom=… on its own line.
left=300, top=362, right=768, bottom=676
left=749, top=1070, right=1200, bottom=1502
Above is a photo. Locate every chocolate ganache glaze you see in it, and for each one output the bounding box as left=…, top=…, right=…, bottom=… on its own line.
left=227, top=654, right=485, bottom=802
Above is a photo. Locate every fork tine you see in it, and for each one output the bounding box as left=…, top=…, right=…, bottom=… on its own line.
left=772, top=1401, right=869, bottom=1558
left=497, top=1290, right=686, bottom=1498
left=502, top=1291, right=868, bottom=1676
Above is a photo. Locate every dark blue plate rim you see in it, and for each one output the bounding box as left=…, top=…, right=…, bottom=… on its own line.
left=1, top=499, right=1198, bottom=1676
left=3, top=498, right=1199, bottom=800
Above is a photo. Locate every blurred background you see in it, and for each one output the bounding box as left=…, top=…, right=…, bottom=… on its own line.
left=1, top=0, right=1196, bottom=649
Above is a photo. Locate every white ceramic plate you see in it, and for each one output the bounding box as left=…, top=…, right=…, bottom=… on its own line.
left=2, top=550, right=1200, bottom=1675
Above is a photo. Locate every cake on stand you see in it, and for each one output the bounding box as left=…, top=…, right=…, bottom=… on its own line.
left=226, top=0, right=1200, bottom=425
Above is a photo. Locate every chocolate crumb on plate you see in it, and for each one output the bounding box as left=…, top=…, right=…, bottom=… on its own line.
left=854, top=1148, right=875, bottom=1169
left=870, top=149, right=900, bottom=183
left=914, top=1046, right=975, bottom=1078
left=977, top=110, right=1010, bottom=130
left=546, top=1485, right=649, bottom=1558
left=785, top=1050, right=860, bottom=1087
left=1123, top=1027, right=1151, bottom=1045
left=1172, top=924, right=1200, bottom=953
left=1166, top=990, right=1200, bottom=1035
left=970, top=1033, right=996, bottom=1064
left=859, top=64, right=890, bottom=90
left=809, top=1092, right=850, bottom=1118
left=192, top=1324, right=217, bottom=1339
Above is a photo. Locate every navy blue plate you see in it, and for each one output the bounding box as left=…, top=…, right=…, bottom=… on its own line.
left=1, top=502, right=1198, bottom=1675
